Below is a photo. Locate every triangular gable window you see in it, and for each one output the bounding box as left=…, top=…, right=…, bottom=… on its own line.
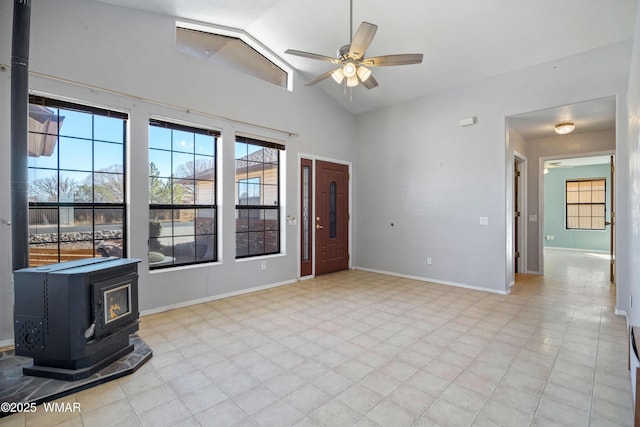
left=176, top=25, right=290, bottom=90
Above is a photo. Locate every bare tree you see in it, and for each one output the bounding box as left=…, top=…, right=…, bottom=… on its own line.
left=29, top=175, right=78, bottom=202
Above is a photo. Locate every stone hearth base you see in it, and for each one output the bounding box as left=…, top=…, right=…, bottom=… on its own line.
left=0, top=335, right=152, bottom=418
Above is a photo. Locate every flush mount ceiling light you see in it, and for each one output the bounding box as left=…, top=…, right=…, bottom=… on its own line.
left=554, top=122, right=575, bottom=135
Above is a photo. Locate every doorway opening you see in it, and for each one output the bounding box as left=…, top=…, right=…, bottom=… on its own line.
left=541, top=154, right=615, bottom=282
left=506, top=96, right=617, bottom=284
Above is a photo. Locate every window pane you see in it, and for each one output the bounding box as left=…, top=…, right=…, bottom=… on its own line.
left=265, top=209, right=279, bottom=231
left=265, top=230, right=279, bottom=253
left=59, top=137, right=92, bottom=171
left=592, top=205, right=605, bottom=217
left=236, top=232, right=249, bottom=257
left=29, top=242, right=58, bottom=267
left=578, top=205, right=592, bottom=217
left=579, top=217, right=591, bottom=229
left=195, top=209, right=216, bottom=235
left=173, top=130, right=195, bottom=152
left=94, top=172, right=124, bottom=203
left=579, top=191, right=592, bottom=203
left=95, top=141, right=123, bottom=171
left=149, top=126, right=172, bottom=150
left=592, top=190, right=605, bottom=203
left=195, top=134, right=215, bottom=155
left=566, top=181, right=580, bottom=192
left=58, top=109, right=92, bottom=139
left=59, top=171, right=91, bottom=202
left=28, top=133, right=58, bottom=169
left=173, top=152, right=194, bottom=178
left=94, top=115, right=124, bottom=143
left=264, top=148, right=278, bottom=165
left=194, top=155, right=215, bottom=180
left=173, top=209, right=195, bottom=236
left=29, top=208, right=58, bottom=242
left=566, top=192, right=579, bottom=203
left=95, top=208, right=124, bottom=258
left=149, top=177, right=172, bottom=204
left=172, top=180, right=194, bottom=205
left=29, top=168, right=59, bottom=202
left=263, top=184, right=278, bottom=205
left=195, top=181, right=215, bottom=204
left=592, top=217, right=605, bottom=229
left=249, top=213, right=265, bottom=231
left=567, top=217, right=579, bottom=228
left=60, top=241, right=94, bottom=262
left=149, top=149, right=172, bottom=178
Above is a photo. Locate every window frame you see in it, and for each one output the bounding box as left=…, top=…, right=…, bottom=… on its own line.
left=148, top=119, right=219, bottom=270
left=565, top=178, right=607, bottom=231
left=235, top=135, right=284, bottom=259
left=27, top=95, right=128, bottom=267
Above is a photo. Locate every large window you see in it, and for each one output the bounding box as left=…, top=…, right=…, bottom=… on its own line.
left=148, top=120, right=218, bottom=269
left=28, top=96, right=127, bottom=267
left=235, top=136, right=283, bottom=258
left=566, top=178, right=606, bottom=230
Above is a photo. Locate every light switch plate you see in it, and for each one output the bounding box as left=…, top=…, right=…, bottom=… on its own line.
left=479, top=217, right=489, bottom=225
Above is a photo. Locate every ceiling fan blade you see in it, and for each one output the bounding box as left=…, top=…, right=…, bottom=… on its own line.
left=363, top=54, right=424, bottom=67
left=285, top=49, right=341, bottom=64
left=361, top=74, right=378, bottom=89
left=305, top=69, right=337, bottom=86
left=348, top=22, right=378, bottom=60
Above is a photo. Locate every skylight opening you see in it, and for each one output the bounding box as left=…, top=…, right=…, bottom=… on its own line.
left=176, top=22, right=292, bottom=91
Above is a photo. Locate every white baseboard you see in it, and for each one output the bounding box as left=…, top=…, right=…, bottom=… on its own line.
left=526, top=270, right=541, bottom=275
left=0, top=338, right=14, bottom=349
left=141, top=278, right=297, bottom=317
left=354, top=267, right=509, bottom=295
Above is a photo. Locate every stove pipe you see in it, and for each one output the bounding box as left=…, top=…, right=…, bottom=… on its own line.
left=11, top=0, right=32, bottom=271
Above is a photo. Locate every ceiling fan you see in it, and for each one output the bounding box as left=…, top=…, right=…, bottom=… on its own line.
left=543, top=161, right=574, bottom=174
left=544, top=161, right=574, bottom=169
left=284, top=0, right=423, bottom=89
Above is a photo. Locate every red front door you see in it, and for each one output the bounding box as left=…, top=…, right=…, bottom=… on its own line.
left=315, top=160, right=349, bottom=275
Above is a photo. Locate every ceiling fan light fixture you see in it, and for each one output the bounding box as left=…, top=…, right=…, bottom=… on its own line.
left=346, top=75, right=359, bottom=87
left=356, top=65, right=371, bottom=82
left=331, top=68, right=345, bottom=84
left=554, top=122, right=575, bottom=135
left=343, top=61, right=357, bottom=78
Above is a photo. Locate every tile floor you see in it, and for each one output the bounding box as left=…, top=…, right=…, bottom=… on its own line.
left=0, top=249, right=633, bottom=426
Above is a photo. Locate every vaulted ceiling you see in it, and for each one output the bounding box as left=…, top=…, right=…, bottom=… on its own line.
left=92, top=0, right=636, bottom=120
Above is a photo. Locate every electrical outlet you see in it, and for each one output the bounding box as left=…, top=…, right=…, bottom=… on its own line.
left=427, top=257, right=432, bottom=265
left=261, top=261, right=267, bottom=270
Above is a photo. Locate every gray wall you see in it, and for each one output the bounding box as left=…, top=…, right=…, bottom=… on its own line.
left=355, top=47, right=628, bottom=293
left=626, top=1, right=640, bottom=326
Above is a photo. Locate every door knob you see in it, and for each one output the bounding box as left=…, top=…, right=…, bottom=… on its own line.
left=316, top=224, right=324, bottom=230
